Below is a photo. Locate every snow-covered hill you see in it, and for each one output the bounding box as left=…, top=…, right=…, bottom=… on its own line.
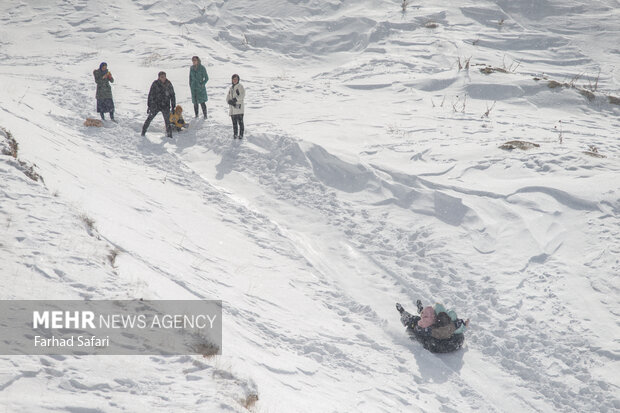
left=1, top=0, right=618, bottom=412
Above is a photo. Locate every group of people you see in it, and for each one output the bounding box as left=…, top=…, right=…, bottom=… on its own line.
left=93, top=56, right=245, bottom=139
left=396, top=300, right=470, bottom=353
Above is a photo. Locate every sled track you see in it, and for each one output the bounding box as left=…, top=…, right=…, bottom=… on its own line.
left=177, top=128, right=617, bottom=412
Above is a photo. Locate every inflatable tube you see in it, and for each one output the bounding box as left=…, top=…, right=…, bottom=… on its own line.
left=407, top=327, right=465, bottom=353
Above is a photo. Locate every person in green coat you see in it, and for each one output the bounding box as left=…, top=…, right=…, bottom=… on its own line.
left=189, top=56, right=208, bottom=118
left=93, top=62, right=115, bottom=121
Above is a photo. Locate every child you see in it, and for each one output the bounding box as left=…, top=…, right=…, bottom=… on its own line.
left=169, top=105, right=188, bottom=132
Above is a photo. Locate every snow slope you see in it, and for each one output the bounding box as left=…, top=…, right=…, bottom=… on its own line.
left=1, top=0, right=619, bottom=411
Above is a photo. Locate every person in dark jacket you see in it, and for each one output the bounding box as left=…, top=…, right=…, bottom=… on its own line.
left=189, top=56, right=208, bottom=118
left=93, top=62, right=115, bottom=121
left=141, top=71, right=176, bottom=138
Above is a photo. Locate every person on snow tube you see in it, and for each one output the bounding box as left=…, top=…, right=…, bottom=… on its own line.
left=396, top=300, right=469, bottom=353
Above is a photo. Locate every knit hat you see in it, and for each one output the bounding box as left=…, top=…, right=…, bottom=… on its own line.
left=417, top=306, right=436, bottom=328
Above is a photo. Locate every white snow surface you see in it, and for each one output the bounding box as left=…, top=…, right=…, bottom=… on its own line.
left=1, top=0, right=619, bottom=411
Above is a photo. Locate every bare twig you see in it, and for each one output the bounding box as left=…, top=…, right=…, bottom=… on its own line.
left=568, top=72, right=584, bottom=87
left=458, top=57, right=471, bottom=71
left=482, top=101, right=496, bottom=117
left=586, top=69, right=601, bottom=92
left=555, top=120, right=563, bottom=144
left=502, top=55, right=520, bottom=73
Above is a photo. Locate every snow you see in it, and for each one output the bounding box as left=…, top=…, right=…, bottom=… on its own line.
left=1, top=0, right=619, bottom=411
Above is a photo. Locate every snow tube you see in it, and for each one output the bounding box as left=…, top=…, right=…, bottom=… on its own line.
left=407, top=327, right=465, bottom=353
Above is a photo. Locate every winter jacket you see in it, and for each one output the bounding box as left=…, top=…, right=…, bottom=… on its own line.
left=169, top=112, right=186, bottom=129
left=226, top=83, right=245, bottom=115
left=417, top=306, right=436, bottom=328
left=189, top=64, right=209, bottom=104
left=435, top=303, right=468, bottom=334
left=431, top=312, right=457, bottom=339
left=93, top=69, right=114, bottom=100
left=148, top=79, right=176, bottom=112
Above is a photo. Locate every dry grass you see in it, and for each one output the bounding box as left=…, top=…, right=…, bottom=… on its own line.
left=80, top=213, right=96, bottom=234
left=585, top=69, right=601, bottom=92
left=19, top=161, right=41, bottom=182
left=482, top=101, right=496, bottom=118
left=452, top=94, right=467, bottom=113
left=1, top=127, right=18, bottom=158
left=547, top=80, right=564, bottom=89
left=2, top=127, right=43, bottom=182
left=457, top=57, right=471, bottom=70
left=241, top=393, right=259, bottom=410
left=583, top=145, right=606, bottom=158
left=479, top=66, right=508, bottom=74
left=194, top=341, right=220, bottom=358
left=578, top=88, right=596, bottom=101
left=555, top=121, right=564, bottom=144
left=499, top=140, right=540, bottom=151
left=107, top=247, right=121, bottom=267
left=546, top=71, right=619, bottom=105
left=479, top=56, right=520, bottom=75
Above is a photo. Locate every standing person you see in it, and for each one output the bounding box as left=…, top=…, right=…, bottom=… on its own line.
left=141, top=71, right=176, bottom=138
left=226, top=74, right=245, bottom=139
left=93, top=62, right=115, bottom=121
left=189, top=56, right=208, bottom=119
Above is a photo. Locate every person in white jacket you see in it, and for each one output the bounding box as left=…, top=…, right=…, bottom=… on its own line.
left=226, top=74, right=245, bottom=138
